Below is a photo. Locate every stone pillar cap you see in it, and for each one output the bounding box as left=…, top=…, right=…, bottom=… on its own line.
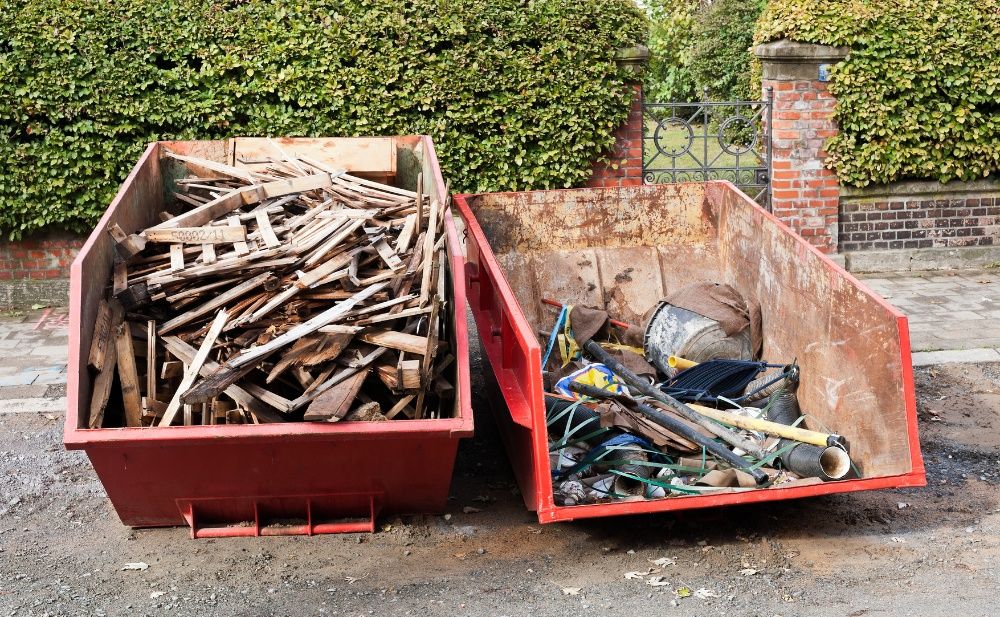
left=754, top=39, right=850, bottom=62
left=615, top=44, right=650, bottom=78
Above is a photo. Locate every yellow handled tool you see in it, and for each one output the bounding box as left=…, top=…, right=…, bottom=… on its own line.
left=688, top=403, right=845, bottom=449
left=668, top=355, right=698, bottom=370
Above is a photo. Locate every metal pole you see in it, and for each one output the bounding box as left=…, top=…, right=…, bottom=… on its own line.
left=766, top=86, right=774, bottom=212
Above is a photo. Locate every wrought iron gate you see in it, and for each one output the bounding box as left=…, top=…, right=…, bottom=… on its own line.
left=643, top=89, right=773, bottom=208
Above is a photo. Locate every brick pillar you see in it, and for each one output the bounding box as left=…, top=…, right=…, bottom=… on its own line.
left=755, top=40, right=850, bottom=254
left=587, top=45, right=649, bottom=189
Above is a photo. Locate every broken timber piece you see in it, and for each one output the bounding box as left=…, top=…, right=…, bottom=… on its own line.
left=255, top=210, right=281, bottom=249
left=114, top=320, right=143, bottom=427
left=159, top=310, right=228, bottom=426
left=200, top=243, right=217, bottom=265
left=108, top=224, right=147, bottom=258
left=87, top=300, right=125, bottom=428
left=419, top=199, right=439, bottom=307
left=158, top=271, right=274, bottom=335
left=303, top=368, right=370, bottom=422
left=415, top=173, right=423, bottom=235
left=385, top=394, right=416, bottom=420
left=88, top=299, right=115, bottom=371
left=169, top=244, right=185, bottom=272
left=160, top=336, right=283, bottom=422
left=144, top=226, right=247, bottom=245
left=146, top=319, right=157, bottom=408
left=360, top=329, right=429, bottom=355
left=181, top=282, right=389, bottom=402
left=113, top=260, right=128, bottom=296
left=229, top=216, right=250, bottom=256
left=376, top=360, right=420, bottom=391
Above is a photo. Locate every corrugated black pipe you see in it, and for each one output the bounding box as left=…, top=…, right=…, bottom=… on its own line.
left=766, top=382, right=851, bottom=481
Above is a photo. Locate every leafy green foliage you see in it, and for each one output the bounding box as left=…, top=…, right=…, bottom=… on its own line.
left=645, top=0, right=763, bottom=103
left=688, top=0, right=766, bottom=102
left=0, top=0, right=646, bottom=238
left=758, top=0, right=1000, bottom=186
left=644, top=0, right=698, bottom=102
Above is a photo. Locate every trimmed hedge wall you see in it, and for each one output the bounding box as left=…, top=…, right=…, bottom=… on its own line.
left=0, top=1, right=646, bottom=238
left=757, top=0, right=1000, bottom=187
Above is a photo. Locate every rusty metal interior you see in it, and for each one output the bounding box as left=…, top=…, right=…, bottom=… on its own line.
left=465, top=182, right=913, bottom=478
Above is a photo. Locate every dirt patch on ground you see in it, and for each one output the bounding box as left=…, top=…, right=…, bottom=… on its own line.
left=1, top=348, right=998, bottom=616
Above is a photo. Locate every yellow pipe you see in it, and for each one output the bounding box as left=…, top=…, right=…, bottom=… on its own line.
left=668, top=355, right=699, bottom=370
left=687, top=403, right=835, bottom=448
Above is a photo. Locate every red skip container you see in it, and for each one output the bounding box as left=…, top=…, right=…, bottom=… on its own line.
left=65, top=137, right=473, bottom=537
left=455, top=182, right=925, bottom=524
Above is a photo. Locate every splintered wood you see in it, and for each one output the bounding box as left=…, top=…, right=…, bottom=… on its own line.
left=86, top=151, right=454, bottom=428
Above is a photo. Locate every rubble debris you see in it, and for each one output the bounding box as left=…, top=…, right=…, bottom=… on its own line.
left=87, top=152, right=453, bottom=428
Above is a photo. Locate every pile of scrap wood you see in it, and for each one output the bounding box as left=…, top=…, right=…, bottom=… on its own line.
left=87, top=149, right=454, bottom=428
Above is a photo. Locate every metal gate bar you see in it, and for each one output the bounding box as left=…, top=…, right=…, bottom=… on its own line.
left=643, top=88, right=773, bottom=209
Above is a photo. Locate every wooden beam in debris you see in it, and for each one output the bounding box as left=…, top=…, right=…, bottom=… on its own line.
left=159, top=310, right=228, bottom=427
left=144, top=226, right=247, bottom=245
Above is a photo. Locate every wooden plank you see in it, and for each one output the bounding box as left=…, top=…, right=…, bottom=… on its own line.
left=87, top=299, right=114, bottom=371
left=151, top=172, right=334, bottom=231
left=317, top=324, right=364, bottom=335
left=163, top=151, right=259, bottom=183
left=113, top=260, right=128, bottom=296
left=229, top=216, right=250, bottom=256
left=146, top=319, right=157, bottom=406
left=228, top=282, right=388, bottom=369
left=182, top=283, right=387, bottom=402
left=359, top=329, right=429, bottom=355
left=302, top=368, right=370, bottom=422
left=385, top=394, right=416, bottom=420
left=151, top=186, right=251, bottom=231
left=255, top=211, right=281, bottom=249
left=160, top=360, right=183, bottom=379
left=372, top=236, right=403, bottom=270
left=159, top=310, right=228, bottom=426
left=169, top=244, right=185, bottom=272
left=296, top=251, right=355, bottom=289
left=354, top=305, right=431, bottom=326
left=395, top=213, right=417, bottom=253
left=415, top=173, right=424, bottom=235
left=419, top=200, right=439, bottom=307
left=145, top=226, right=247, bottom=244
left=304, top=219, right=366, bottom=267
left=200, top=243, right=217, bottom=265
left=108, top=224, right=147, bottom=258
left=376, top=361, right=420, bottom=391
left=158, top=271, right=273, bottom=334
left=160, top=336, right=284, bottom=422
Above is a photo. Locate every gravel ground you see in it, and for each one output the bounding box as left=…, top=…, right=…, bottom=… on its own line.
left=1, top=342, right=998, bottom=616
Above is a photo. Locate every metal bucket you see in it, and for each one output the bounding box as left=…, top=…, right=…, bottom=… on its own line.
left=642, top=300, right=751, bottom=375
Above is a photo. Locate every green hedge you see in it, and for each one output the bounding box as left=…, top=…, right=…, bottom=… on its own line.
left=0, top=1, right=646, bottom=239
left=688, top=0, right=765, bottom=101
left=757, top=0, right=1000, bottom=186
left=644, top=0, right=698, bottom=103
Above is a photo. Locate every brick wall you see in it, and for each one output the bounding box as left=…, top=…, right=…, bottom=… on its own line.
left=766, top=79, right=841, bottom=253
left=586, top=84, right=644, bottom=189
left=756, top=41, right=849, bottom=255
left=0, top=235, right=83, bottom=281
left=839, top=182, right=1000, bottom=252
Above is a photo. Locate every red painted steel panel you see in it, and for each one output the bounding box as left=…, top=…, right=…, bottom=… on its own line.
left=455, top=181, right=925, bottom=524
left=65, top=137, right=472, bottom=535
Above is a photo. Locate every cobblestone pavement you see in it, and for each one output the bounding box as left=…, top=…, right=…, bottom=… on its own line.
left=859, top=269, right=1000, bottom=365
left=0, top=307, right=69, bottom=414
